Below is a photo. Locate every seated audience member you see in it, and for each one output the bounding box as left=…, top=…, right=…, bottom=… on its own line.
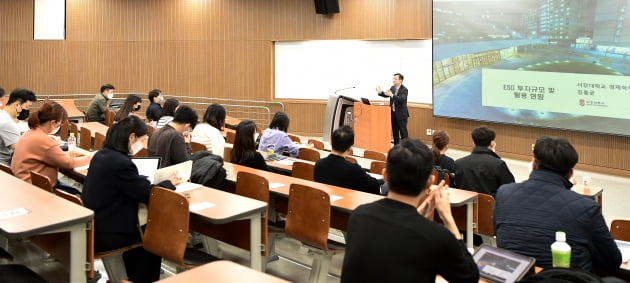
left=155, top=98, right=179, bottom=129
left=454, top=125, right=514, bottom=197
left=314, top=126, right=383, bottom=195
left=494, top=136, right=621, bottom=272
left=432, top=130, right=455, bottom=186
left=258, top=111, right=300, bottom=157
left=14, top=89, right=37, bottom=133
left=0, top=87, right=6, bottom=109
left=145, top=89, right=163, bottom=122
left=0, top=89, right=34, bottom=165
left=230, top=120, right=269, bottom=171
left=148, top=105, right=197, bottom=168
left=113, top=94, right=143, bottom=122
left=86, top=83, right=115, bottom=124
left=192, top=103, right=226, bottom=157
left=341, top=139, right=479, bottom=283
left=82, top=116, right=181, bottom=283
left=11, top=101, right=92, bottom=193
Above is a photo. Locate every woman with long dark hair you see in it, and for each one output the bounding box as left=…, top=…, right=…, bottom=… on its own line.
left=82, top=116, right=181, bottom=283
left=230, top=120, right=269, bottom=171
left=113, top=94, right=143, bottom=122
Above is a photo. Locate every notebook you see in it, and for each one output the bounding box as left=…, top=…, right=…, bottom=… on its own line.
left=473, top=244, right=536, bottom=283
left=131, top=157, right=162, bottom=184
left=154, top=160, right=193, bottom=184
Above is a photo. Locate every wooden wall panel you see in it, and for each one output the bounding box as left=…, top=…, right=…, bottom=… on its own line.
left=3, top=0, right=630, bottom=175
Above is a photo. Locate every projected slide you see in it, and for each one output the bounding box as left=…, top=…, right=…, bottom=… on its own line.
left=433, top=0, right=630, bottom=136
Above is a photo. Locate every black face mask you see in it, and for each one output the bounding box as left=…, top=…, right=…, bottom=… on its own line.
left=134, top=105, right=142, bottom=111
left=17, top=109, right=29, bottom=121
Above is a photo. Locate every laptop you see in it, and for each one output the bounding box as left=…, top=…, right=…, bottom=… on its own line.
left=473, top=244, right=536, bottom=283
left=360, top=97, right=371, bottom=105
left=131, top=157, right=162, bottom=184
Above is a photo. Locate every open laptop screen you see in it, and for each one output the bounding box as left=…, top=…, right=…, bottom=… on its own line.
left=131, top=157, right=162, bottom=184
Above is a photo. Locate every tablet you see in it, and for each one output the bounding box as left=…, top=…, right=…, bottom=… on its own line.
left=473, top=244, right=536, bottom=283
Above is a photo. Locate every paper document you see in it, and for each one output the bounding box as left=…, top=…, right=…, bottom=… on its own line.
left=176, top=182, right=203, bottom=193
left=190, top=202, right=216, bottom=212
left=330, top=195, right=343, bottom=203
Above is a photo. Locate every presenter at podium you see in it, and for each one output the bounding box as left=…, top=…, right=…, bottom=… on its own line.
left=377, top=73, right=409, bottom=145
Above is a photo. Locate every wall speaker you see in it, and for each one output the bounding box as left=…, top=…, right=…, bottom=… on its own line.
left=314, top=0, right=340, bottom=14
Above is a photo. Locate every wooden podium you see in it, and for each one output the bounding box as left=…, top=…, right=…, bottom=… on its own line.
left=353, top=102, right=391, bottom=153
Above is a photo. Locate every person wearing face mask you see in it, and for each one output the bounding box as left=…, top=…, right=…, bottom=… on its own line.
left=11, top=101, right=92, bottom=194
left=86, top=83, right=116, bottom=124
left=113, top=94, right=143, bottom=123
left=148, top=105, right=198, bottom=168
left=0, top=89, right=36, bottom=165
left=82, top=115, right=181, bottom=283
left=14, top=89, right=37, bottom=122
left=145, top=89, right=163, bottom=123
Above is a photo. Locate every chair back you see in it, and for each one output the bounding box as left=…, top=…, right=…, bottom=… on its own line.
left=288, top=134, right=301, bottom=143
left=370, top=160, right=386, bottom=175
left=224, top=147, right=232, bottom=162
left=69, top=123, right=79, bottom=139
left=190, top=142, right=208, bottom=153
left=236, top=171, right=270, bottom=203
left=30, top=171, right=54, bottom=193
left=105, top=110, right=115, bottom=126
left=344, top=156, right=357, bottom=164
left=143, top=187, right=189, bottom=266
left=60, top=121, right=69, bottom=141
left=225, top=130, right=236, bottom=144
left=0, top=163, right=13, bottom=175
left=285, top=184, right=331, bottom=250
left=610, top=219, right=630, bottom=241
left=477, top=193, right=495, bottom=237
left=363, top=150, right=386, bottom=161
left=94, top=132, right=106, bottom=150
left=307, top=139, right=324, bottom=150
left=291, top=162, right=314, bottom=181
left=147, top=125, right=156, bottom=136
left=79, top=127, right=92, bottom=150
left=297, top=148, right=320, bottom=162
left=134, top=148, right=148, bottom=157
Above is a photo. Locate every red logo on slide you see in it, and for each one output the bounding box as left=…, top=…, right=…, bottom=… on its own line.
left=579, top=99, right=585, bottom=106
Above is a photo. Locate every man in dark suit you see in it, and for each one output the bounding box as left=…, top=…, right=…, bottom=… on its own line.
left=377, top=73, right=409, bottom=145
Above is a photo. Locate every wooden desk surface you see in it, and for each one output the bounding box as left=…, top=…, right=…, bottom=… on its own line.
left=571, top=184, right=603, bottom=198
left=184, top=186, right=267, bottom=224
left=0, top=171, right=93, bottom=237
left=157, top=260, right=291, bottom=283
left=76, top=122, right=109, bottom=138
left=54, top=99, right=84, bottom=119
left=224, top=162, right=383, bottom=213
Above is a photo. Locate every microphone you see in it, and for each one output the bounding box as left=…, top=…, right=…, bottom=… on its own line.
left=334, top=86, right=355, bottom=94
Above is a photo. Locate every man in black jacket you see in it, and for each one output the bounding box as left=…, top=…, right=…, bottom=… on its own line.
left=454, top=125, right=514, bottom=197
left=377, top=73, right=409, bottom=145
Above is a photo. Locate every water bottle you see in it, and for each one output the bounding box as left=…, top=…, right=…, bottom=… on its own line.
left=67, top=133, right=77, bottom=151
left=551, top=231, right=571, bottom=268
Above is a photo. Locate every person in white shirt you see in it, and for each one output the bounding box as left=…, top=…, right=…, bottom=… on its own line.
left=192, top=104, right=226, bottom=158
left=0, top=89, right=36, bottom=165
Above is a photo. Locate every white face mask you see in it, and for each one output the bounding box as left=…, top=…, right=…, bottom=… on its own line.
left=130, top=140, right=144, bottom=155
left=158, top=96, right=164, bottom=103
left=50, top=126, right=61, bottom=135
left=107, top=93, right=114, bottom=99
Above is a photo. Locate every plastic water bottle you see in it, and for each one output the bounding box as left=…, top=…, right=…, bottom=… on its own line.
left=551, top=231, right=571, bottom=268
left=67, top=133, right=77, bottom=151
